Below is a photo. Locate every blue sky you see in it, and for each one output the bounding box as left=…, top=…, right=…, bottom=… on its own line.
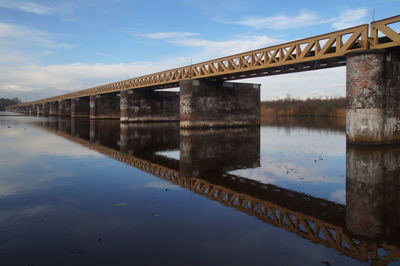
left=0, top=0, right=398, bottom=101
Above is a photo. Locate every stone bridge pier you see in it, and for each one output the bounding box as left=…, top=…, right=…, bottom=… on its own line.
left=49, top=101, right=59, bottom=116
left=179, top=80, right=260, bottom=128
left=71, top=97, right=90, bottom=118
left=35, top=104, right=42, bottom=115
left=58, top=99, right=71, bottom=117
left=42, top=102, right=49, bottom=116
left=90, top=93, right=120, bottom=119
left=346, top=48, right=400, bottom=145
left=120, top=90, right=180, bottom=123
left=28, top=105, right=34, bottom=115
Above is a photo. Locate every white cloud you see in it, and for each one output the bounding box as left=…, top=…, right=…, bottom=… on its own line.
left=0, top=22, right=73, bottom=54
left=223, top=8, right=368, bottom=30
left=0, top=26, right=282, bottom=101
left=143, top=32, right=279, bottom=59
left=142, top=32, right=199, bottom=39
left=331, top=8, right=369, bottom=30
left=0, top=0, right=53, bottom=15
left=233, top=10, right=321, bottom=29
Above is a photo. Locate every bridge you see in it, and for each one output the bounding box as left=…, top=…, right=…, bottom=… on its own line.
left=34, top=118, right=400, bottom=264
left=6, top=15, right=400, bottom=145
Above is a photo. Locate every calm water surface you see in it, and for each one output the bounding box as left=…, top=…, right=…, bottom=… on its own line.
left=0, top=113, right=399, bottom=265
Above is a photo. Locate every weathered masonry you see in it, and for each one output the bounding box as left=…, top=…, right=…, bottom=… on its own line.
left=6, top=15, right=400, bottom=145
left=346, top=48, right=400, bottom=145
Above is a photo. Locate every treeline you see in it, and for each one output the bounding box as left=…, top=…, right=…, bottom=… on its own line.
left=261, top=97, right=346, bottom=118
left=0, top=98, right=22, bottom=111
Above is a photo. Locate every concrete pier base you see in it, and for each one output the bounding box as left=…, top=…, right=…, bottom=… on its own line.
left=120, top=90, right=180, bottom=123
left=49, top=102, right=59, bottom=116
left=36, top=104, right=42, bottom=115
left=90, top=93, right=120, bottom=119
left=42, top=102, right=49, bottom=116
left=58, top=99, right=71, bottom=117
left=71, top=97, right=90, bottom=118
left=346, top=49, right=400, bottom=145
left=179, top=80, right=260, bottom=128
left=346, top=145, right=400, bottom=240
left=28, top=105, right=34, bottom=115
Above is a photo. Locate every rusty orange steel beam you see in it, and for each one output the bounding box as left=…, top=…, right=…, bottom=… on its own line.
left=9, top=15, right=400, bottom=108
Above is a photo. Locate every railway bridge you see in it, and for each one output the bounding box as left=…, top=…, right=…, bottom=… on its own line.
left=7, top=15, right=400, bottom=145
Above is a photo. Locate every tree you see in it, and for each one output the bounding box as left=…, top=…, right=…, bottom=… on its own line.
left=0, top=97, right=23, bottom=111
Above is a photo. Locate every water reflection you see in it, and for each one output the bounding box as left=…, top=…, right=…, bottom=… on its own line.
left=30, top=117, right=400, bottom=264
left=346, top=146, right=400, bottom=242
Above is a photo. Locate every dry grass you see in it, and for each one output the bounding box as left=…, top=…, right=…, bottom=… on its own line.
left=261, top=98, right=346, bottom=118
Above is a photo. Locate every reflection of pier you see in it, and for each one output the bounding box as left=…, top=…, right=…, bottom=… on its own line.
left=35, top=118, right=400, bottom=264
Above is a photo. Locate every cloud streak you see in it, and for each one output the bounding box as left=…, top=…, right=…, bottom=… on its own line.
left=222, top=8, right=369, bottom=30
left=141, top=32, right=199, bottom=39
left=232, top=10, right=322, bottom=29
left=0, top=0, right=53, bottom=15
left=331, top=8, right=369, bottom=30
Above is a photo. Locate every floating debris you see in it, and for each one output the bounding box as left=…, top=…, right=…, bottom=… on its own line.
left=152, top=213, right=160, bottom=217
left=116, top=202, right=128, bottom=207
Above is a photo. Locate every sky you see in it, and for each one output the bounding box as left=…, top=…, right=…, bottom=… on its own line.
left=0, top=0, right=398, bottom=101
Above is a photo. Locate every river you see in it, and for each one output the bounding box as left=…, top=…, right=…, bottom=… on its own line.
left=0, top=113, right=399, bottom=265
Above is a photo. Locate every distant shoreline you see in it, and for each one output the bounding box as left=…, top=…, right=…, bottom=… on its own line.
left=261, top=98, right=346, bottom=118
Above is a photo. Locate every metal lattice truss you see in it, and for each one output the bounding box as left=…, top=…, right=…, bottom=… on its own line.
left=42, top=126, right=400, bottom=265
left=12, top=15, right=400, bottom=108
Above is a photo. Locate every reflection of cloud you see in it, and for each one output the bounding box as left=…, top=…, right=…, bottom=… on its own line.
left=0, top=125, right=98, bottom=163
left=230, top=162, right=341, bottom=185
left=135, top=181, right=181, bottom=190
left=155, top=150, right=180, bottom=160
left=260, top=126, right=345, bottom=156
left=0, top=170, right=73, bottom=197
left=0, top=205, right=53, bottom=222
left=331, top=189, right=346, bottom=204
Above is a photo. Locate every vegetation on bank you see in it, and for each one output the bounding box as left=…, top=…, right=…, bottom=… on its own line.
left=0, top=98, right=22, bottom=111
left=261, top=97, right=346, bottom=118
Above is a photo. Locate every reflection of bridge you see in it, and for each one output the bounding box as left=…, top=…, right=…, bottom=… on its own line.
left=35, top=119, right=400, bottom=264
left=8, top=15, right=400, bottom=145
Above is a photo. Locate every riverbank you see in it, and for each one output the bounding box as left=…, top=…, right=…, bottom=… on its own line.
left=261, top=98, right=346, bottom=118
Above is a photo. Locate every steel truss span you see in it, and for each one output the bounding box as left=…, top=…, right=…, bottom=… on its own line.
left=9, top=15, right=400, bottom=108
